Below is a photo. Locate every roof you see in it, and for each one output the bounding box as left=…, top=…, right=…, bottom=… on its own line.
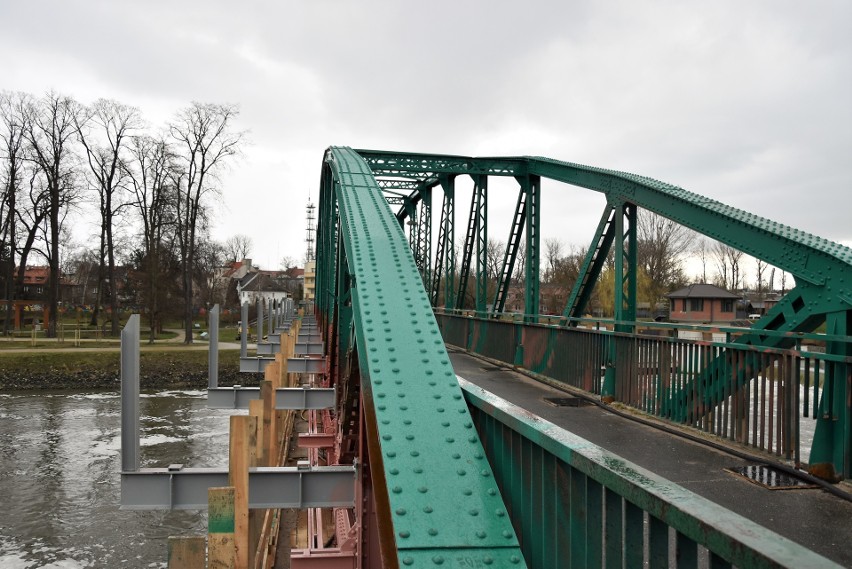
left=240, top=273, right=290, bottom=293
left=666, top=283, right=740, bottom=299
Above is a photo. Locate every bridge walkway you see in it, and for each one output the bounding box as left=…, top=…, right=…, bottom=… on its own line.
left=448, top=348, right=852, bottom=568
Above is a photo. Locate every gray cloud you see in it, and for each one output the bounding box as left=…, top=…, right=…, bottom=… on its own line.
left=1, top=0, right=849, bottom=268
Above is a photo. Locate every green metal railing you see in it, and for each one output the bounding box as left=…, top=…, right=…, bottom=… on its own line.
left=460, top=377, right=841, bottom=569
left=438, top=311, right=852, bottom=477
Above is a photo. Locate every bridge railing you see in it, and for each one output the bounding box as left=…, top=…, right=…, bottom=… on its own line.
left=459, top=377, right=841, bottom=569
left=436, top=310, right=851, bottom=472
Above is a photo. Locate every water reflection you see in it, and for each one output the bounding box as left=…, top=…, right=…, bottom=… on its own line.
left=0, top=389, right=239, bottom=568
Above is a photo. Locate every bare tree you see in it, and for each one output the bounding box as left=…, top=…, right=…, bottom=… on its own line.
left=22, top=91, right=81, bottom=337
left=754, top=258, right=767, bottom=296
left=711, top=241, right=745, bottom=291
left=170, top=102, right=244, bottom=343
left=636, top=210, right=694, bottom=306
left=0, top=91, right=29, bottom=334
left=77, top=99, right=141, bottom=334
left=694, top=237, right=710, bottom=283
left=544, top=237, right=564, bottom=283
left=127, top=134, right=178, bottom=343
left=224, top=233, right=252, bottom=263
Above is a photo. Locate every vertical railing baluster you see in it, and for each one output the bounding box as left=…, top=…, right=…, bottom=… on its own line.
left=675, top=531, right=698, bottom=569
left=604, top=488, right=622, bottom=569
left=624, top=501, right=643, bottom=569
left=586, top=478, right=603, bottom=567
left=569, top=468, right=587, bottom=569
left=648, top=515, right=668, bottom=569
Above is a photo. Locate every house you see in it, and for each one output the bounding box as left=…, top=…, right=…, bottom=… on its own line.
left=303, top=260, right=315, bottom=302
left=666, top=283, right=741, bottom=324
left=238, top=272, right=291, bottom=306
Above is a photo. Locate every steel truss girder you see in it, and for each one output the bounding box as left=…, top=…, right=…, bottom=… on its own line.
left=207, top=387, right=336, bottom=410
left=474, top=175, right=488, bottom=314
left=120, top=466, right=356, bottom=510
left=357, top=150, right=851, bottom=325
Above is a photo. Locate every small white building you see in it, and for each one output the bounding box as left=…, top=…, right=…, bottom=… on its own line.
left=238, top=272, right=291, bottom=306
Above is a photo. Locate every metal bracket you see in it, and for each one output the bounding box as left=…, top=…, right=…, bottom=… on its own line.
left=288, top=357, right=327, bottom=374
left=207, top=387, right=336, bottom=410
left=295, top=341, right=325, bottom=356
left=240, top=356, right=275, bottom=373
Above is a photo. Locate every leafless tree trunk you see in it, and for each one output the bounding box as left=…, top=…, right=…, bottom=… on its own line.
left=0, top=91, right=29, bottom=334
left=127, top=135, right=177, bottom=344
left=695, top=237, right=710, bottom=283
left=711, top=241, right=744, bottom=291
left=77, top=99, right=141, bottom=335
left=22, top=91, right=80, bottom=337
left=170, top=102, right=243, bottom=344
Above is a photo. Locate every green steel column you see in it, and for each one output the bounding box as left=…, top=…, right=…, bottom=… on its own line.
left=603, top=201, right=637, bottom=401
left=524, top=175, right=541, bottom=323
left=433, top=175, right=456, bottom=309
left=808, top=310, right=851, bottom=481
left=418, top=186, right=432, bottom=292
left=475, top=174, right=488, bottom=316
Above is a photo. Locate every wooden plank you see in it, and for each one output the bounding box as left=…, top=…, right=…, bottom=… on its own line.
left=208, top=486, right=236, bottom=569
left=230, top=416, right=250, bottom=569
left=261, top=381, right=275, bottom=467
left=167, top=535, right=205, bottom=569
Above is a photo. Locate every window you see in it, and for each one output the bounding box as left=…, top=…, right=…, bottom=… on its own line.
left=682, top=299, right=688, bottom=311
left=689, top=298, right=704, bottom=312
left=722, top=299, right=734, bottom=312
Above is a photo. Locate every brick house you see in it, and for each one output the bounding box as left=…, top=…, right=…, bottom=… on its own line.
left=666, top=283, right=741, bottom=324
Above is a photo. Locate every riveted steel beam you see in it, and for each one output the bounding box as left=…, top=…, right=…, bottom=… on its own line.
left=120, top=465, right=356, bottom=510
left=321, top=147, right=526, bottom=567
left=207, top=387, right=336, bottom=410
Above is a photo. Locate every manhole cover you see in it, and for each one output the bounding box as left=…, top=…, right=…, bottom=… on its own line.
left=727, top=465, right=818, bottom=490
left=544, top=396, right=590, bottom=407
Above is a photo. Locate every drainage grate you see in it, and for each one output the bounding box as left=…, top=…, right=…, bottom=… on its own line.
left=727, top=465, right=819, bottom=490
left=544, top=396, right=590, bottom=408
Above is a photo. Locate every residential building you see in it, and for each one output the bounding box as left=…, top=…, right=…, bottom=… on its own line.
left=666, top=283, right=741, bottom=324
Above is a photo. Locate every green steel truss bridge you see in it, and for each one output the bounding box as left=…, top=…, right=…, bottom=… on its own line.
left=314, top=147, right=851, bottom=568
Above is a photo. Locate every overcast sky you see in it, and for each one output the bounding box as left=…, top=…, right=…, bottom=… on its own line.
left=1, top=0, right=849, bottom=274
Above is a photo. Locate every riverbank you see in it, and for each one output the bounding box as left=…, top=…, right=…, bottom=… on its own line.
left=0, top=349, right=254, bottom=390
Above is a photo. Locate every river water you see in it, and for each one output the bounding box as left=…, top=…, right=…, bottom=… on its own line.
left=0, top=389, right=243, bottom=568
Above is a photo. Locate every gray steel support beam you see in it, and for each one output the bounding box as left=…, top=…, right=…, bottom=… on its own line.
left=207, top=387, right=336, bottom=410
left=240, top=356, right=274, bottom=373
left=257, top=342, right=280, bottom=356
left=298, top=333, right=322, bottom=343
left=208, top=304, right=219, bottom=389
left=120, top=315, right=140, bottom=473
left=120, top=465, right=356, bottom=510
left=241, top=302, right=248, bottom=357
left=295, top=342, right=324, bottom=356
left=287, top=357, right=327, bottom=374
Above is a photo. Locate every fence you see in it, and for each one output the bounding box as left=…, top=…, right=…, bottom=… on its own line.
left=436, top=311, right=850, bottom=472
left=460, top=377, right=840, bottom=569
